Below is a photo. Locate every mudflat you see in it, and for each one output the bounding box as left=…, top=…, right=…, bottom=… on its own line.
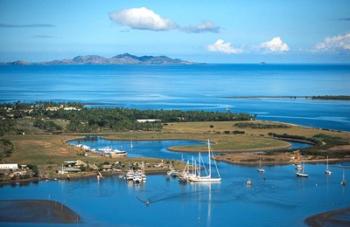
left=0, top=199, right=81, bottom=224
left=305, top=207, right=350, bottom=227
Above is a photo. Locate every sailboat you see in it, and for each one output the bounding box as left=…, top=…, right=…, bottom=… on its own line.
left=296, top=162, right=308, bottom=177
left=257, top=156, right=265, bottom=173
left=188, top=139, right=221, bottom=183
left=324, top=156, right=332, bottom=175
left=341, top=169, right=347, bottom=186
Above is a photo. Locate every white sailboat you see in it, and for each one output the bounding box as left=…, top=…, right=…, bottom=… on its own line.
left=188, top=139, right=221, bottom=183
left=257, top=156, right=265, bottom=173
left=341, top=169, right=347, bottom=186
left=324, top=156, right=332, bottom=175
left=296, top=162, right=308, bottom=177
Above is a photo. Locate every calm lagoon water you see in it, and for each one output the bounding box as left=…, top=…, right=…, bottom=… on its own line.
left=1, top=64, right=350, bottom=131
left=0, top=64, right=350, bottom=226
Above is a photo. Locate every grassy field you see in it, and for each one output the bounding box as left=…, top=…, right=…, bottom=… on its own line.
left=1, top=120, right=350, bottom=174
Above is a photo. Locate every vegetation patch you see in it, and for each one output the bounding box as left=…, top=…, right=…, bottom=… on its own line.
left=0, top=102, right=254, bottom=133
left=235, top=122, right=290, bottom=129
left=0, top=139, right=14, bottom=159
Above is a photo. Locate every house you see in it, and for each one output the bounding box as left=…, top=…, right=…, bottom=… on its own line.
left=0, top=164, right=18, bottom=170
left=63, top=107, right=81, bottom=111
left=101, top=164, right=112, bottom=171
left=63, top=160, right=87, bottom=168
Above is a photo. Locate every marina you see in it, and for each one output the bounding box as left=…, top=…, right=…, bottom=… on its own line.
left=0, top=138, right=348, bottom=226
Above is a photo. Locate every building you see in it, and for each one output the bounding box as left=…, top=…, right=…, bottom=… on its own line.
left=136, top=119, right=161, bottom=123
left=0, top=164, right=18, bottom=170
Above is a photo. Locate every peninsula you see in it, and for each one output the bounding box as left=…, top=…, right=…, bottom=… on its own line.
left=1, top=102, right=350, bottom=184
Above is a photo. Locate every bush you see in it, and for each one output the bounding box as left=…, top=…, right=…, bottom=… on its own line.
left=235, top=122, right=289, bottom=129
left=27, top=164, right=39, bottom=177
left=33, top=119, right=62, bottom=132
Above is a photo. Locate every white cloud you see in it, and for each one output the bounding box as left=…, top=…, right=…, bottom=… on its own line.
left=207, top=39, right=242, bottom=54
left=182, top=21, right=220, bottom=33
left=260, top=37, right=289, bottom=52
left=109, top=7, right=174, bottom=31
left=315, top=33, right=350, bottom=51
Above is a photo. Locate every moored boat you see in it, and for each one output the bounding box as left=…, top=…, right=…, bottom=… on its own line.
left=187, top=139, right=221, bottom=183
left=296, top=162, right=308, bottom=177
left=325, top=156, right=332, bottom=175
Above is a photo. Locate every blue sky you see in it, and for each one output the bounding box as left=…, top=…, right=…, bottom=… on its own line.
left=0, top=0, right=349, bottom=63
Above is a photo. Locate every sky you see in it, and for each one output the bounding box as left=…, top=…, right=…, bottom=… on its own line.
left=0, top=0, right=349, bottom=63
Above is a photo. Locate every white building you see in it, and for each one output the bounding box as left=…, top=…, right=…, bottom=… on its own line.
left=136, top=119, right=161, bottom=123
left=0, top=164, right=19, bottom=170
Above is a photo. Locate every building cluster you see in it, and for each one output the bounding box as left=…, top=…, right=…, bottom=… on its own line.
left=57, top=159, right=169, bottom=176
left=45, top=105, right=81, bottom=111
left=0, top=163, right=35, bottom=181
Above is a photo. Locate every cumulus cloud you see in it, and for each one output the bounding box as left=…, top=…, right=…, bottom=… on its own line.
left=182, top=21, right=220, bottom=33
left=207, top=39, right=242, bottom=54
left=315, top=33, right=350, bottom=51
left=260, top=37, right=289, bottom=52
left=0, top=23, right=55, bottom=28
left=109, top=7, right=174, bottom=31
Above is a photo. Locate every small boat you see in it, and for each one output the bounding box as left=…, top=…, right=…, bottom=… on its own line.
left=167, top=169, right=178, bottom=178
left=341, top=169, right=347, bottom=186
left=246, top=179, right=253, bottom=186
left=324, top=156, right=332, bottom=175
left=125, top=170, right=134, bottom=181
left=257, top=156, right=265, bottom=173
left=296, top=162, right=308, bottom=177
left=99, top=146, right=127, bottom=155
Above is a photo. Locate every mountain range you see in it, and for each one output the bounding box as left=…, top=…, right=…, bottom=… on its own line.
left=5, top=53, right=194, bottom=65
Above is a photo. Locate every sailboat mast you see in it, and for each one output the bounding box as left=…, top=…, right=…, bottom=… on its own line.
left=198, top=152, right=201, bottom=177
left=326, top=156, right=329, bottom=169
left=208, top=139, right=212, bottom=178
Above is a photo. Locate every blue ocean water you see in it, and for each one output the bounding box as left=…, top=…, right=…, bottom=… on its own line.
left=0, top=64, right=350, bottom=226
left=0, top=64, right=350, bottom=131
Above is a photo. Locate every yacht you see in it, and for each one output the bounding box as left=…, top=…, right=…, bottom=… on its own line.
left=341, top=169, right=347, bottom=186
left=257, top=156, right=265, bottom=173
left=188, top=139, right=221, bottom=183
left=125, top=169, right=134, bottom=181
left=324, top=156, right=332, bottom=175
left=296, top=162, right=308, bottom=177
left=98, top=146, right=127, bottom=155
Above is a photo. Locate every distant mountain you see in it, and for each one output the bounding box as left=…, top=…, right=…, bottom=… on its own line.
left=4, top=53, right=194, bottom=65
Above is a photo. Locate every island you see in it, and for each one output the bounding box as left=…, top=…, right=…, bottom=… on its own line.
left=2, top=53, right=194, bottom=65
left=1, top=102, right=350, bottom=185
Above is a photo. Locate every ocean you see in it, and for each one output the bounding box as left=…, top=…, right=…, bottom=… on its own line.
left=1, top=64, right=350, bottom=131
left=0, top=64, right=350, bottom=226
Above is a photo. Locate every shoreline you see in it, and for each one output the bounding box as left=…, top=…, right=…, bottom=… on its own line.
left=0, top=166, right=172, bottom=187
left=214, top=156, right=350, bottom=166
